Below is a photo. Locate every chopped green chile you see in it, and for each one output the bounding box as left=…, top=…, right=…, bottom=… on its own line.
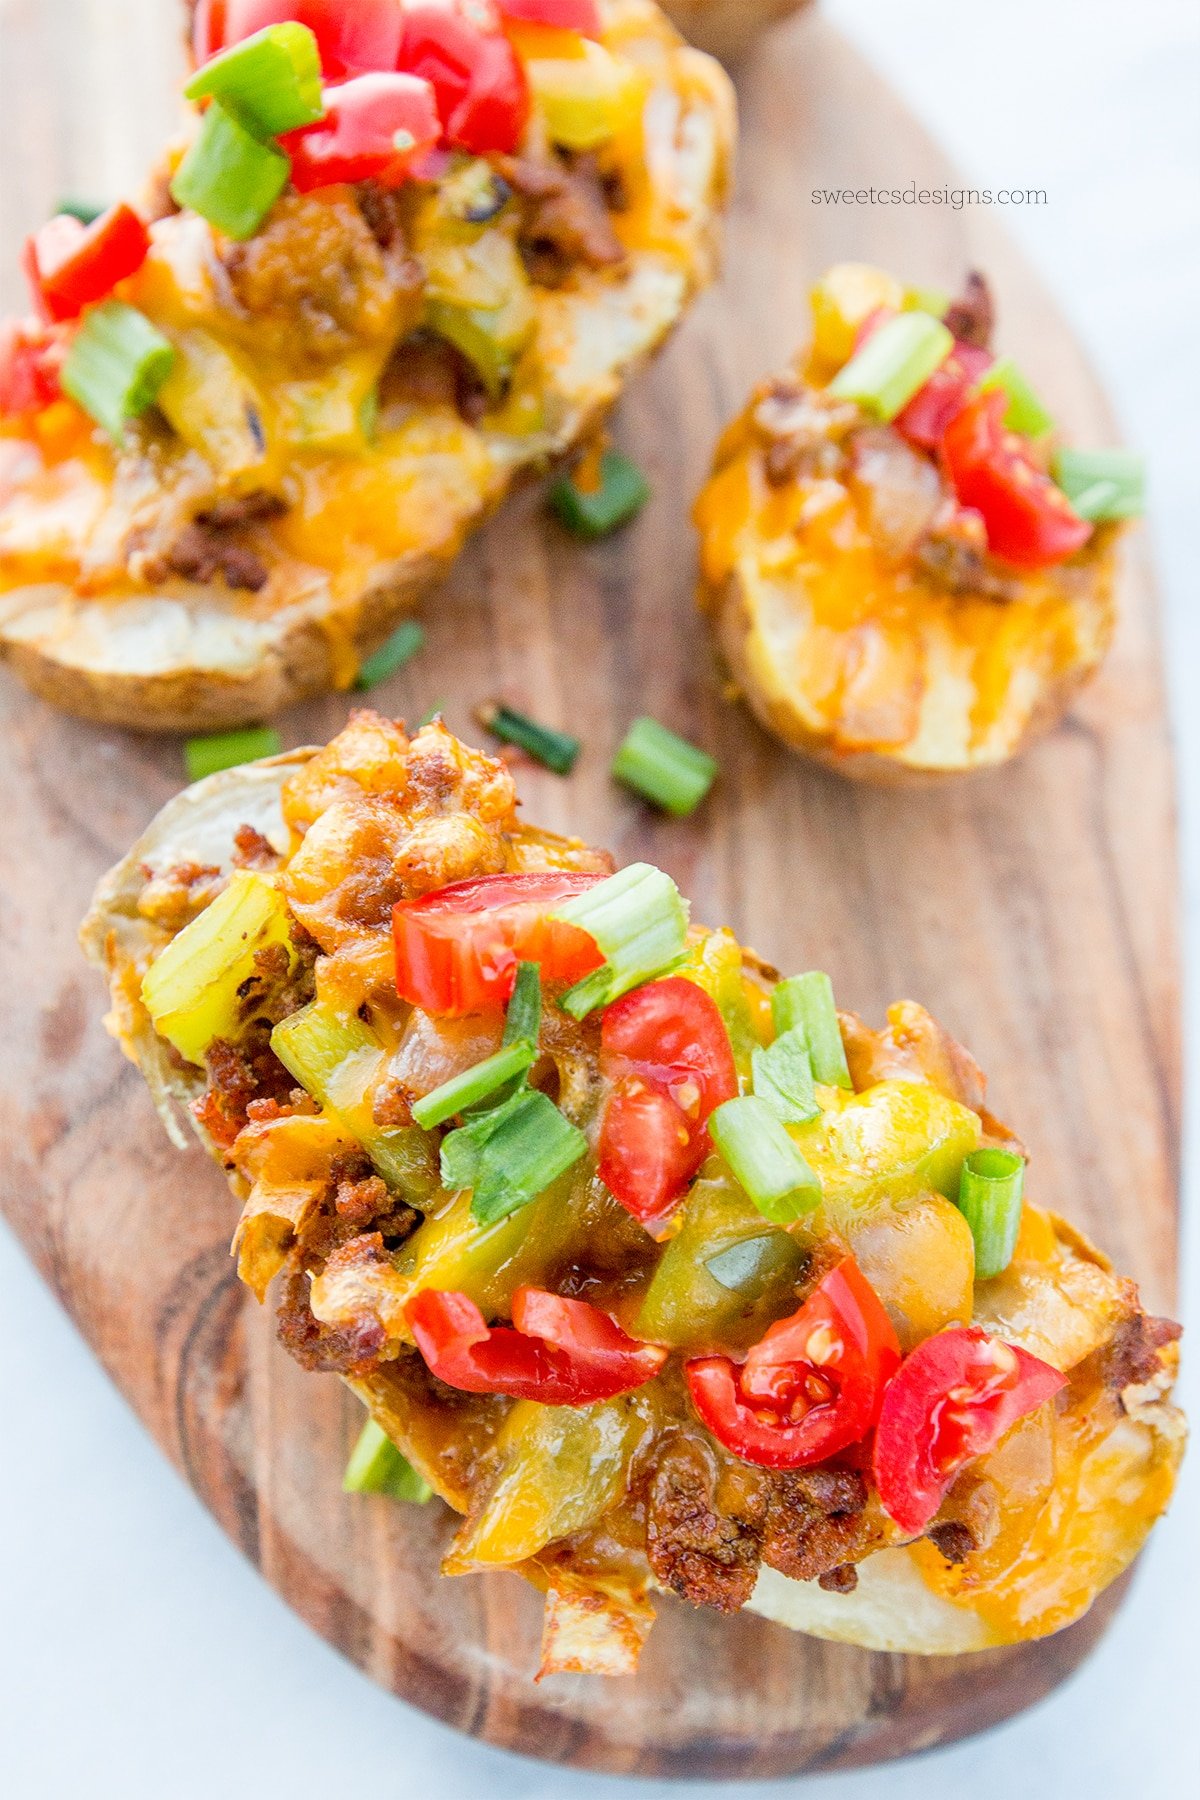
left=771, top=971, right=852, bottom=1089
left=709, top=1095, right=823, bottom=1226
left=343, top=1417, right=433, bottom=1503
left=184, top=22, right=325, bottom=139
left=1052, top=448, right=1145, bottom=522
left=829, top=311, right=954, bottom=422
left=611, top=717, right=717, bottom=817
left=957, top=1146, right=1026, bottom=1280
left=440, top=1088, right=587, bottom=1225
left=412, top=1041, right=537, bottom=1129
left=550, top=450, right=649, bottom=538
left=555, top=862, right=689, bottom=1018
left=354, top=620, right=425, bottom=691
left=61, top=300, right=175, bottom=441
left=752, top=1027, right=819, bottom=1123
left=170, top=102, right=290, bottom=241
left=477, top=703, right=581, bottom=776
left=184, top=725, right=282, bottom=781
left=977, top=355, right=1054, bottom=439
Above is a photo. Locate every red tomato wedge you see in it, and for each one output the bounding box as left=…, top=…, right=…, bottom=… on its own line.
left=597, top=977, right=738, bottom=1228
left=942, top=389, right=1092, bottom=569
left=281, top=73, right=440, bottom=191
left=194, top=0, right=407, bottom=78
left=392, top=870, right=604, bottom=1016
left=407, top=1285, right=667, bottom=1404
left=398, top=5, right=530, bottom=154
left=498, top=0, right=601, bottom=33
left=0, top=319, right=67, bottom=416
left=895, top=341, right=992, bottom=450
left=24, top=206, right=150, bottom=325
left=685, top=1258, right=902, bottom=1469
left=873, top=1325, right=1067, bottom=1535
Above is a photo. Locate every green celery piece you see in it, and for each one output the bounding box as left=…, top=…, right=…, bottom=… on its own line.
left=171, top=102, right=290, bottom=241
left=184, top=22, right=325, bottom=139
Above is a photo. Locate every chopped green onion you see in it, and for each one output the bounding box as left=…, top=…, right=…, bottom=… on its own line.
left=554, top=862, right=690, bottom=1019
left=184, top=725, right=282, bottom=781
left=56, top=197, right=105, bottom=225
left=751, top=1028, right=819, bottom=1123
left=771, top=972, right=852, bottom=1090
left=709, top=1096, right=822, bottom=1226
left=184, top=22, right=325, bottom=139
left=477, top=702, right=581, bottom=776
left=503, top=961, right=542, bottom=1050
left=441, top=1087, right=587, bottom=1225
left=412, top=1041, right=537, bottom=1130
left=1052, top=448, right=1145, bottom=522
left=171, top=102, right=290, bottom=241
left=354, top=620, right=425, bottom=691
left=957, top=1147, right=1025, bottom=1280
left=977, top=356, right=1054, bottom=439
left=612, top=718, right=717, bottom=818
left=343, top=1417, right=433, bottom=1503
left=549, top=450, right=649, bottom=538
left=417, top=702, right=445, bottom=728
left=61, top=300, right=175, bottom=441
left=828, top=312, right=955, bottom=422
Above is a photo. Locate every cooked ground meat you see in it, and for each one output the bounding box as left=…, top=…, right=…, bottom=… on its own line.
left=193, top=1027, right=297, bottom=1149
left=165, top=521, right=271, bottom=592
left=759, top=1469, right=871, bottom=1584
left=379, top=332, right=491, bottom=425
left=276, top=1256, right=390, bottom=1377
left=915, top=511, right=1024, bottom=602
left=276, top=1191, right=420, bottom=1375
left=943, top=270, right=995, bottom=350
left=197, top=491, right=287, bottom=531
left=136, top=860, right=224, bottom=931
left=1102, top=1311, right=1182, bottom=1397
left=497, top=150, right=626, bottom=282
left=926, top=1520, right=977, bottom=1566
left=817, top=1563, right=859, bottom=1594
left=232, top=824, right=282, bottom=872
left=645, top=1437, right=762, bottom=1613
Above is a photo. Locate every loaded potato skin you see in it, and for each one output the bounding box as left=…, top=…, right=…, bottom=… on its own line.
left=0, top=1, right=735, bottom=731
left=695, top=265, right=1134, bottom=781
left=81, top=713, right=1183, bottom=1675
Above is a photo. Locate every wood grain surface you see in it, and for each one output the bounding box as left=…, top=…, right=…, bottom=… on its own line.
left=0, top=1, right=1180, bottom=1779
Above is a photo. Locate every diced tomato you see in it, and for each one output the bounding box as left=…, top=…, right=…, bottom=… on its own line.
left=873, top=1324, right=1067, bottom=1535
left=497, top=0, right=601, bottom=33
left=407, top=1285, right=668, bottom=1404
left=941, top=388, right=1092, bottom=569
left=281, top=73, right=440, bottom=191
left=597, top=976, right=738, bottom=1228
left=398, top=5, right=530, bottom=154
left=23, top=205, right=150, bottom=325
left=392, top=870, right=605, bottom=1017
left=0, top=318, right=67, bottom=417
left=685, top=1258, right=902, bottom=1469
left=895, top=342, right=992, bottom=450
left=194, top=0, right=407, bottom=78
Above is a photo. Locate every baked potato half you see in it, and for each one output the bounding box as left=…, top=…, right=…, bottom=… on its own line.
left=695, top=265, right=1139, bottom=780
left=0, top=0, right=734, bottom=731
left=81, top=713, right=1183, bottom=1675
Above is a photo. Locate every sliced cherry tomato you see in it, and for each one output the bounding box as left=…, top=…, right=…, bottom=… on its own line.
left=942, top=388, right=1091, bottom=570
left=194, top=0, right=407, bottom=78
left=392, top=870, right=604, bottom=1016
left=398, top=5, right=530, bottom=154
left=498, top=0, right=601, bottom=33
left=407, top=1285, right=668, bottom=1404
left=685, top=1257, right=902, bottom=1469
left=873, top=1324, right=1067, bottom=1535
left=0, top=318, right=67, bottom=416
left=894, top=341, right=992, bottom=450
left=281, top=73, right=440, bottom=191
left=24, top=205, right=150, bottom=325
left=597, top=977, right=738, bottom=1228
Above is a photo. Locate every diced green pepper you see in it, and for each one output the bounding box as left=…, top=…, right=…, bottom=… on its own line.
left=141, top=870, right=292, bottom=1066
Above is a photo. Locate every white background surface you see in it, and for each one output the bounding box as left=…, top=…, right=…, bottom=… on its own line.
left=2, top=2, right=1198, bottom=1794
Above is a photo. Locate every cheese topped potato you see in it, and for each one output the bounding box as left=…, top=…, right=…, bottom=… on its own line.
left=0, top=0, right=734, bottom=730
left=695, top=265, right=1142, bottom=780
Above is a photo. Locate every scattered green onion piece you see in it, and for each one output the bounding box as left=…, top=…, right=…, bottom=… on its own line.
left=503, top=961, right=542, bottom=1050
left=751, top=1027, right=819, bottom=1124
left=828, top=312, right=955, bottom=423
left=343, top=1417, right=432, bottom=1503
left=612, top=717, right=717, bottom=818
left=771, top=972, right=852, bottom=1090
left=56, top=197, right=105, bottom=225
left=554, top=862, right=689, bottom=1019
left=957, top=1147, right=1025, bottom=1280
left=709, top=1096, right=822, bottom=1226
left=441, top=1087, right=587, bottom=1225
left=977, top=355, right=1054, bottom=439
left=171, top=102, right=290, bottom=241
left=477, top=702, right=581, bottom=776
left=61, top=300, right=175, bottom=442
left=549, top=450, right=649, bottom=539
left=412, top=1041, right=537, bottom=1130
left=417, top=702, right=445, bottom=728
left=354, top=620, right=426, bottom=691
left=184, top=22, right=325, bottom=139
left=1051, top=448, right=1145, bottom=522
left=184, top=725, right=282, bottom=781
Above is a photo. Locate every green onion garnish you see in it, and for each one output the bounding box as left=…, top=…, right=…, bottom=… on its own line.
left=170, top=102, right=290, bottom=241
left=56, top=197, right=105, bottom=225
left=441, top=1087, right=587, bottom=1225
left=343, top=1416, right=433, bottom=1503
left=553, top=862, right=690, bottom=1019
left=184, top=726, right=282, bottom=781
left=1051, top=448, right=1145, bottom=522
left=184, top=22, right=325, bottom=140
left=977, top=356, right=1054, bottom=439
left=751, top=1027, right=819, bottom=1124
left=709, top=1095, right=822, bottom=1226
left=412, top=1041, right=537, bottom=1130
left=61, top=300, right=175, bottom=442
left=477, top=702, right=581, bottom=776
left=503, top=960, right=542, bottom=1050
left=549, top=450, right=650, bottom=539
left=771, top=972, right=852, bottom=1090
left=612, top=718, right=717, bottom=818
left=957, top=1147, right=1025, bottom=1280
left=828, top=312, right=954, bottom=422
left=354, top=619, right=426, bottom=691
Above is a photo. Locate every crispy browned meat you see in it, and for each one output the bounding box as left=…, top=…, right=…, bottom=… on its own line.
left=944, top=270, right=995, bottom=349
left=276, top=1255, right=390, bottom=1376
left=759, top=1469, right=871, bottom=1583
left=817, top=1562, right=859, bottom=1593
left=497, top=151, right=626, bottom=282
left=194, top=1027, right=296, bottom=1149
left=645, top=1437, right=762, bottom=1612
left=231, top=824, right=281, bottom=872
left=1102, top=1312, right=1182, bottom=1396
left=165, top=522, right=271, bottom=593
left=136, top=860, right=223, bottom=931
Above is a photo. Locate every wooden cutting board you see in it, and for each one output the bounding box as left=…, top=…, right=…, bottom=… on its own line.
left=0, top=3, right=1180, bottom=1779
